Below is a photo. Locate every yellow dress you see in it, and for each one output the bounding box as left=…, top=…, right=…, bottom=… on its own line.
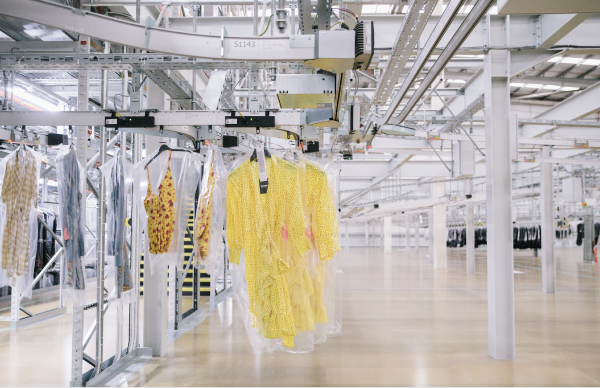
left=144, top=150, right=177, bottom=254
left=283, top=161, right=315, bottom=334
left=227, top=155, right=310, bottom=348
left=304, top=162, right=341, bottom=323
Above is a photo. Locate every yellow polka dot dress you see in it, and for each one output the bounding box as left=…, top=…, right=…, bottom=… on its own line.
left=227, top=155, right=311, bottom=348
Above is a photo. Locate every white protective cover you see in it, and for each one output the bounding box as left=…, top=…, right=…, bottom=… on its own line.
left=194, top=143, right=228, bottom=275
left=99, top=153, right=134, bottom=304
left=0, top=146, right=43, bottom=300
left=56, top=145, right=87, bottom=307
left=302, top=154, right=343, bottom=339
left=228, top=146, right=342, bottom=354
left=133, top=147, right=202, bottom=273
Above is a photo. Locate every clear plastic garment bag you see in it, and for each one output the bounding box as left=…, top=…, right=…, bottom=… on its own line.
left=227, top=145, right=342, bottom=354
left=0, top=145, right=44, bottom=300
left=133, top=146, right=202, bottom=274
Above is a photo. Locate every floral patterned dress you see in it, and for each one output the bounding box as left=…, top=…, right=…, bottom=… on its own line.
left=144, top=150, right=177, bottom=254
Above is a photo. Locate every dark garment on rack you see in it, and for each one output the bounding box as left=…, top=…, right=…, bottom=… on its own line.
left=58, top=147, right=86, bottom=290
left=576, top=223, right=584, bottom=246
left=106, top=153, right=132, bottom=297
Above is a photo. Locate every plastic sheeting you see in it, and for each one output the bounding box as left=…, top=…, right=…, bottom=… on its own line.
left=227, top=147, right=342, bottom=353
left=56, top=145, right=87, bottom=307
left=194, top=143, right=227, bottom=275
left=100, top=152, right=133, bottom=302
left=0, top=145, right=43, bottom=300
left=133, top=147, right=202, bottom=274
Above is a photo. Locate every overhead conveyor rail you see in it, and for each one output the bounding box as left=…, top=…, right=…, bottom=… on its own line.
left=0, top=0, right=352, bottom=63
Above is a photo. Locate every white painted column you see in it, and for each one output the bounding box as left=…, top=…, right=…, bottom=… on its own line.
left=541, top=146, right=555, bottom=293
left=384, top=217, right=392, bottom=254
left=345, top=223, right=349, bottom=248
left=415, top=214, right=420, bottom=254
left=380, top=219, right=385, bottom=249
left=432, top=179, right=447, bottom=268
left=364, top=221, right=369, bottom=247
left=484, top=15, right=515, bottom=360
left=406, top=215, right=412, bottom=257
left=143, top=80, right=169, bottom=358
left=428, top=208, right=434, bottom=263
left=466, top=201, right=475, bottom=273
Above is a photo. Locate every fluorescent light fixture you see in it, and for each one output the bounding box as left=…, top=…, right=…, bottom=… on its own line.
left=12, top=87, right=61, bottom=111
left=561, top=57, right=584, bottom=64
left=524, top=84, right=544, bottom=89
left=361, top=4, right=377, bottom=13
left=23, top=23, right=71, bottom=41
left=402, top=5, right=408, bottom=12
left=582, top=59, right=600, bottom=66
left=542, top=84, right=561, bottom=90
left=510, top=82, right=525, bottom=87
left=452, top=79, right=466, bottom=84
left=562, top=86, right=579, bottom=91
left=376, top=4, right=392, bottom=13
left=0, top=30, right=13, bottom=41
left=547, top=56, right=562, bottom=63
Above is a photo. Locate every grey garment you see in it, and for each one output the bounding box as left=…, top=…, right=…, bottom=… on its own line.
left=57, top=146, right=86, bottom=290
left=106, top=153, right=132, bottom=297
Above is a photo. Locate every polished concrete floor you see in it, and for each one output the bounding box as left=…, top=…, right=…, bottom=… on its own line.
left=1, top=246, right=599, bottom=386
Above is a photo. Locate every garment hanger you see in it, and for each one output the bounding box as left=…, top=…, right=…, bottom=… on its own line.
left=145, top=143, right=191, bottom=167
left=250, top=147, right=271, bottom=162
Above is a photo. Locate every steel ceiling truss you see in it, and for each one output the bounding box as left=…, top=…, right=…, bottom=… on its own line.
left=372, top=0, right=438, bottom=106
left=140, top=69, right=193, bottom=109
left=438, top=94, right=484, bottom=133
left=0, top=53, right=298, bottom=71
left=0, top=109, right=323, bottom=140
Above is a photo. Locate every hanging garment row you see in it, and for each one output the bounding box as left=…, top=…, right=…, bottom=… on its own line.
left=447, top=228, right=466, bottom=248
left=576, top=221, right=600, bottom=246
left=445, top=226, right=542, bottom=250
left=227, top=146, right=341, bottom=353
left=34, top=208, right=59, bottom=288
left=513, top=225, right=542, bottom=250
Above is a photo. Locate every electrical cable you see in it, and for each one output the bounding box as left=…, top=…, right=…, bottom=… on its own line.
left=257, top=15, right=273, bottom=36
left=234, top=69, right=249, bottom=89
left=330, top=135, right=338, bottom=155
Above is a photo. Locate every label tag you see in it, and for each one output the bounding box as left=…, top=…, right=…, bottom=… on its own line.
left=225, top=118, right=237, bottom=125
left=257, top=147, right=268, bottom=194
left=63, top=227, right=70, bottom=241
left=106, top=118, right=118, bottom=125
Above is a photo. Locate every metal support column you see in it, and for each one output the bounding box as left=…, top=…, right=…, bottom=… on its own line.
left=428, top=208, right=434, bottom=263
left=94, top=41, right=110, bottom=375
left=143, top=81, right=168, bottom=358
left=583, top=215, right=594, bottom=262
left=407, top=215, right=412, bottom=257
left=71, top=35, right=90, bottom=388
left=345, top=223, right=349, bottom=248
left=384, top=217, right=392, bottom=254
left=484, top=15, right=515, bottom=360
left=541, top=146, right=556, bottom=293
left=415, top=214, right=420, bottom=254
left=364, top=221, right=369, bottom=247
left=466, top=200, right=475, bottom=273
left=128, top=133, right=142, bottom=354
left=432, top=179, right=447, bottom=268
left=168, top=264, right=176, bottom=329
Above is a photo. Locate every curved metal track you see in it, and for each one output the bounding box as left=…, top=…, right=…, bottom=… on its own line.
left=0, top=0, right=315, bottom=62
